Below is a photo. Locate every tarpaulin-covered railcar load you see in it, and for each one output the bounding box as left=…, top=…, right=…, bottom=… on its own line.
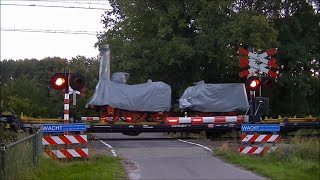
left=179, top=81, right=249, bottom=117
left=86, top=45, right=171, bottom=122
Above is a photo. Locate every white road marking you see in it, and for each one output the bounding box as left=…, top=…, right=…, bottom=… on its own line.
left=100, top=140, right=118, bottom=157
left=178, top=139, right=213, bottom=152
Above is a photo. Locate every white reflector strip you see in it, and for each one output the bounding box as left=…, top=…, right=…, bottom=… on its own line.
left=268, top=135, right=279, bottom=142
left=68, top=149, right=80, bottom=157
left=179, top=117, right=191, bottom=124
left=255, top=135, right=267, bottom=142
left=81, top=117, right=100, bottom=121
left=253, top=147, right=265, bottom=154
left=54, top=150, right=65, bottom=158
left=203, top=117, right=214, bottom=123
left=67, top=136, right=78, bottom=143
left=51, top=136, right=64, bottom=144
left=242, top=134, right=254, bottom=142
left=225, top=116, right=237, bottom=122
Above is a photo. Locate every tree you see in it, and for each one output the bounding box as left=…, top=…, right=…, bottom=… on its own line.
left=97, top=0, right=279, bottom=104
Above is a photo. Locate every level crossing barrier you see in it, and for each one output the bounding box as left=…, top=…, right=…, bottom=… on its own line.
left=81, top=115, right=248, bottom=124
left=240, top=124, right=280, bottom=155
left=41, top=123, right=88, bottom=159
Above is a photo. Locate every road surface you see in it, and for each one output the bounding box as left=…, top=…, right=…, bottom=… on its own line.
left=92, top=133, right=267, bottom=180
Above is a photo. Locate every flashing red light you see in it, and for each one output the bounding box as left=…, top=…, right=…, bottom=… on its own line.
left=50, top=73, right=67, bottom=90
left=250, top=79, right=260, bottom=88
left=166, top=117, right=179, bottom=125
left=55, top=77, right=65, bottom=86
left=191, top=117, right=203, bottom=124
left=246, top=76, right=261, bottom=91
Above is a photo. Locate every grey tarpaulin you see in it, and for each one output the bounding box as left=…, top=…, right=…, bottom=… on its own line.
left=179, top=81, right=249, bottom=112
left=86, top=45, right=171, bottom=112
left=111, top=72, right=130, bottom=84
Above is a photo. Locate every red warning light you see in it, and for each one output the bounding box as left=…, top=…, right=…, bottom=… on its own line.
left=55, top=77, right=65, bottom=86
left=51, top=73, right=67, bottom=90
left=246, top=76, right=261, bottom=91
left=250, top=79, right=260, bottom=88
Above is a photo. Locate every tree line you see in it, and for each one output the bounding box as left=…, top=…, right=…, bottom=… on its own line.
left=1, top=0, right=319, bottom=118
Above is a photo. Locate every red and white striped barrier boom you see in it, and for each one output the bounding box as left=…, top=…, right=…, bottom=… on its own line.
left=44, top=148, right=89, bottom=159
left=42, top=135, right=87, bottom=145
left=81, top=117, right=100, bottom=121
left=81, top=115, right=248, bottom=124
left=165, top=115, right=247, bottom=124
left=241, top=134, right=280, bottom=143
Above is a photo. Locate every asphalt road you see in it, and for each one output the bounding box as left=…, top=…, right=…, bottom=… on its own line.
left=92, top=133, right=267, bottom=180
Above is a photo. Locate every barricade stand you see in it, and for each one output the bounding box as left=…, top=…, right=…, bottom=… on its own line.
left=41, top=123, right=88, bottom=159
left=240, top=124, right=280, bottom=155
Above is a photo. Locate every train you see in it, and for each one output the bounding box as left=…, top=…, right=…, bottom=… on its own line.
left=85, top=45, right=250, bottom=123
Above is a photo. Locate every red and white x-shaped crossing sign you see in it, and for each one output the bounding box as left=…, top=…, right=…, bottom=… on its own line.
left=239, top=47, right=279, bottom=78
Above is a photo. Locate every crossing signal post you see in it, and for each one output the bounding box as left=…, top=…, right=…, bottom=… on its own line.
left=50, top=73, right=85, bottom=134
left=239, top=47, right=279, bottom=122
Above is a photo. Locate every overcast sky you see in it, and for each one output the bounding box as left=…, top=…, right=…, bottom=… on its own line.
left=1, top=0, right=111, bottom=60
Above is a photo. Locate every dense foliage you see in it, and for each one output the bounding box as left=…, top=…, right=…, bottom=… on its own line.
left=0, top=56, right=100, bottom=117
left=0, top=0, right=319, bottom=117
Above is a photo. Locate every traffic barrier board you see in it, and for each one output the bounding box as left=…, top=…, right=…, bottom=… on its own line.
left=239, top=146, right=277, bottom=155
left=44, top=148, right=89, bottom=159
left=241, top=124, right=280, bottom=132
left=42, top=135, right=87, bottom=145
left=42, top=123, right=86, bottom=133
left=240, top=134, right=280, bottom=143
left=240, top=124, right=280, bottom=155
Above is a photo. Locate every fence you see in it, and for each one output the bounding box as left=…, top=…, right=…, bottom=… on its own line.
left=0, top=130, right=42, bottom=180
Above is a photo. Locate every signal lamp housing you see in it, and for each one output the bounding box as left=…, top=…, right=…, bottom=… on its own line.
left=50, top=73, right=67, bottom=90
left=245, top=76, right=261, bottom=91
left=70, top=73, right=85, bottom=91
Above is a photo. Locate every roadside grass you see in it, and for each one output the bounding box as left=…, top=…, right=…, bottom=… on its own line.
left=214, top=130, right=320, bottom=180
left=27, top=154, right=127, bottom=180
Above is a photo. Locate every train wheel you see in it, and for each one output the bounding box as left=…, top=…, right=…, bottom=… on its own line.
left=151, top=112, right=168, bottom=122
left=122, top=111, right=147, bottom=123
left=100, top=106, right=120, bottom=122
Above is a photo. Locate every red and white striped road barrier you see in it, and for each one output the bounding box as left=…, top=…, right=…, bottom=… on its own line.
left=165, top=116, right=247, bottom=125
left=44, top=148, right=89, bottom=159
left=241, top=134, right=280, bottom=143
left=239, top=146, right=277, bottom=155
left=81, top=117, right=121, bottom=121
left=81, top=117, right=100, bottom=121
left=42, top=135, right=87, bottom=145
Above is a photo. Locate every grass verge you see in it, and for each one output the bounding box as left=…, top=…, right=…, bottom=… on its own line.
left=214, top=136, right=320, bottom=180
left=27, top=154, right=127, bottom=180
